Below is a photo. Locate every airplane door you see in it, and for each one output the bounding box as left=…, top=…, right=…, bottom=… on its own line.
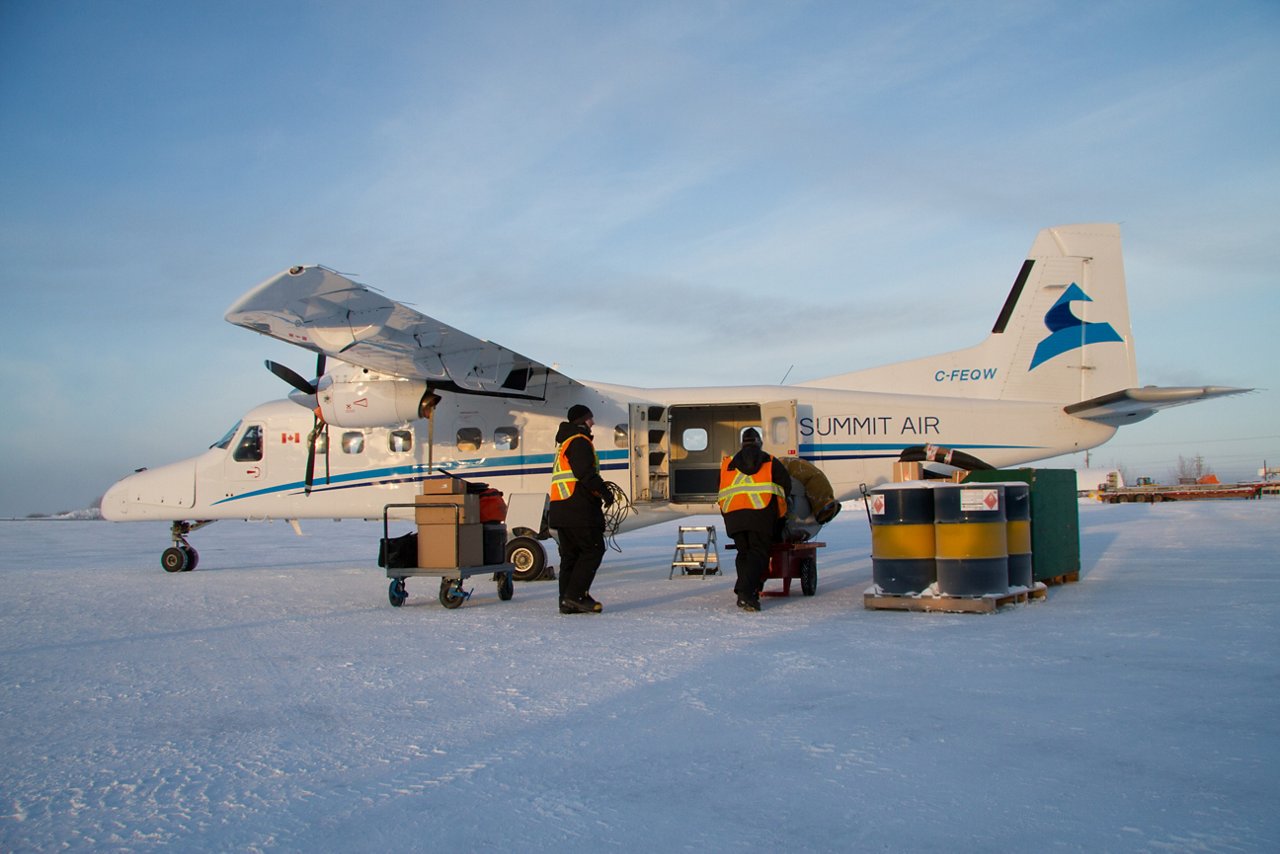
left=629, top=403, right=669, bottom=501
left=761, top=399, right=799, bottom=459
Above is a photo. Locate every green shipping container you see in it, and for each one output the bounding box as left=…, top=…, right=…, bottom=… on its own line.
left=963, top=468, right=1080, bottom=582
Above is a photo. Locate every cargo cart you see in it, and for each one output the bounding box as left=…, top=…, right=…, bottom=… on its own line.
left=381, top=502, right=515, bottom=609
left=725, top=540, right=824, bottom=596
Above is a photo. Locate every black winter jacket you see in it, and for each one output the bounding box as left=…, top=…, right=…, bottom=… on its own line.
left=548, top=422, right=607, bottom=529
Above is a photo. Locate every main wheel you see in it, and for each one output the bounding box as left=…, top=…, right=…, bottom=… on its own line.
left=161, top=547, right=188, bottom=573
left=496, top=572, right=514, bottom=601
left=388, top=578, right=407, bottom=607
left=506, top=536, right=546, bottom=582
left=800, top=556, right=817, bottom=596
left=181, top=546, right=199, bottom=571
left=439, top=578, right=465, bottom=609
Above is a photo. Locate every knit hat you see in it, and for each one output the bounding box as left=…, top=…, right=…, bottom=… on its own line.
left=567, top=404, right=594, bottom=424
left=741, top=428, right=762, bottom=445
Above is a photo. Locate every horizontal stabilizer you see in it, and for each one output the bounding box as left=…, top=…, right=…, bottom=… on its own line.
left=1065, top=386, right=1253, bottom=426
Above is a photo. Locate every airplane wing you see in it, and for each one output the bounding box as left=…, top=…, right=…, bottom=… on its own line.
left=1065, top=386, right=1253, bottom=426
left=225, top=265, right=579, bottom=399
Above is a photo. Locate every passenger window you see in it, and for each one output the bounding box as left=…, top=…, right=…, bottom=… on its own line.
left=390, top=430, right=412, bottom=453
left=494, top=427, right=519, bottom=451
left=456, top=427, right=482, bottom=452
left=233, top=425, right=263, bottom=462
left=613, top=425, right=627, bottom=449
left=681, top=428, right=708, bottom=453
left=314, top=430, right=328, bottom=455
left=341, top=431, right=365, bottom=454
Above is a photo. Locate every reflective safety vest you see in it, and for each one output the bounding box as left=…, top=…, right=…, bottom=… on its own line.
left=718, top=455, right=787, bottom=517
left=550, top=433, right=598, bottom=501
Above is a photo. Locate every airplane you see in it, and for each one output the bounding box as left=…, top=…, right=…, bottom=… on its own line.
left=101, top=223, right=1248, bottom=579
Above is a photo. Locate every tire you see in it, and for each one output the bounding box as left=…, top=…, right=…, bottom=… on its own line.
left=388, top=578, right=407, bottom=607
left=497, top=572, right=514, bottom=601
left=439, top=578, right=465, bottom=609
left=800, top=556, right=817, bottom=596
left=181, top=546, right=199, bottom=571
left=506, top=536, right=546, bottom=582
left=161, top=547, right=188, bottom=573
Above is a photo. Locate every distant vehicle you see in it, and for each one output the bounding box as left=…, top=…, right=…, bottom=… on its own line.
left=100, top=224, right=1250, bottom=571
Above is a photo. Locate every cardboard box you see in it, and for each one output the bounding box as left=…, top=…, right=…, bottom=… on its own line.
left=414, top=493, right=480, bottom=525
left=422, top=476, right=466, bottom=495
left=416, top=522, right=485, bottom=568
left=893, top=461, right=922, bottom=483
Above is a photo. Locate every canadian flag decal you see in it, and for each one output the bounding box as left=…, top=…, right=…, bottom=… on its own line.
left=282, top=432, right=302, bottom=444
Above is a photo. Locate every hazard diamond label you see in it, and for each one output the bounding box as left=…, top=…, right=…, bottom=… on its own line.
left=961, top=488, right=1000, bottom=512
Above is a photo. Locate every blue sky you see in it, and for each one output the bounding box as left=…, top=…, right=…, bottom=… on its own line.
left=1, top=0, right=1277, bottom=516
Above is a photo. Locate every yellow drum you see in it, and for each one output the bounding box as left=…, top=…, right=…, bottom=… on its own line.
left=869, top=483, right=937, bottom=594
left=934, top=484, right=1009, bottom=596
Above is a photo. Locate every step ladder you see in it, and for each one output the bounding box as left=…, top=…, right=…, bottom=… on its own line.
left=670, top=526, right=720, bottom=578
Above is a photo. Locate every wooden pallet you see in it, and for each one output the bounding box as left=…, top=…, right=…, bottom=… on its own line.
left=863, top=583, right=1047, bottom=614
left=1041, top=571, right=1079, bottom=586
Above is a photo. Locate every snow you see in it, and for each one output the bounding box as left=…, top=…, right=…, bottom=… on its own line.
left=2, top=501, right=1278, bottom=852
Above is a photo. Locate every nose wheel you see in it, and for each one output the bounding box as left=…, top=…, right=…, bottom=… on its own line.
left=161, top=546, right=198, bottom=572
left=160, top=520, right=212, bottom=572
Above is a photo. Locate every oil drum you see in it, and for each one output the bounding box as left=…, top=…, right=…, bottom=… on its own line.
left=869, top=483, right=937, bottom=594
left=934, top=484, right=1009, bottom=596
left=1001, top=482, right=1032, bottom=588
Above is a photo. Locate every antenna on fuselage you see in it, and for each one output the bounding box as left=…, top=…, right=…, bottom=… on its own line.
left=779, top=365, right=794, bottom=385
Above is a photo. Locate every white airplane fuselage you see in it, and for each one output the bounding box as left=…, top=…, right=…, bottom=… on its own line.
left=101, top=378, right=1113, bottom=529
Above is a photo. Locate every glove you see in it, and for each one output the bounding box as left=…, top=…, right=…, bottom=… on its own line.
left=600, top=488, right=615, bottom=508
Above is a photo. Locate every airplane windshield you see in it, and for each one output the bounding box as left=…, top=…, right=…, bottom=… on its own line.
left=212, top=420, right=243, bottom=450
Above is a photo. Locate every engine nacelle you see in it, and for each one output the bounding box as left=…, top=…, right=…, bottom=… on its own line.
left=317, top=379, right=431, bottom=427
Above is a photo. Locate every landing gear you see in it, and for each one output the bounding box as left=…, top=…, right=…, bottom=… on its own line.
left=505, top=536, right=547, bottom=581
left=160, top=521, right=212, bottom=572
left=161, top=547, right=189, bottom=573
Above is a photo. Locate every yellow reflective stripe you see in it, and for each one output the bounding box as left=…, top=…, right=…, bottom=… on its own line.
left=549, top=433, right=598, bottom=502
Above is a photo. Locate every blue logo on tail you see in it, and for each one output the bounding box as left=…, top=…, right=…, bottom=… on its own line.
left=1029, top=283, right=1123, bottom=370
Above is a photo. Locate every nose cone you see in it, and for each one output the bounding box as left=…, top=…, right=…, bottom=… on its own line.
left=98, top=461, right=197, bottom=521
left=99, top=475, right=132, bottom=521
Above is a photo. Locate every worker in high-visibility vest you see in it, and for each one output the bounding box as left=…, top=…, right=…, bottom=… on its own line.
left=549, top=404, right=613, bottom=614
left=718, top=428, right=791, bottom=612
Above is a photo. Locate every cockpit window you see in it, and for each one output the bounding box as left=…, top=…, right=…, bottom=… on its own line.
left=213, top=420, right=242, bottom=450
left=232, top=425, right=263, bottom=462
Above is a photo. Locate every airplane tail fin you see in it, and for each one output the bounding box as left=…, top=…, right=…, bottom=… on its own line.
left=805, top=223, right=1136, bottom=404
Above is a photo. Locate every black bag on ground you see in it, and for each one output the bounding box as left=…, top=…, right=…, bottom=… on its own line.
left=378, top=532, right=418, bottom=568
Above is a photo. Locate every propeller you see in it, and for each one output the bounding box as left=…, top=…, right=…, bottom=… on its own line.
left=265, top=354, right=329, bottom=494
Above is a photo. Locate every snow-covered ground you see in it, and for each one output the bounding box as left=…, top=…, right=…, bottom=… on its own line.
left=2, top=500, right=1278, bottom=852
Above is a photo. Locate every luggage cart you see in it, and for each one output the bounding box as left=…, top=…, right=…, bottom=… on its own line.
left=725, top=539, right=825, bottom=597
left=382, top=502, right=515, bottom=609
left=764, top=541, right=823, bottom=597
